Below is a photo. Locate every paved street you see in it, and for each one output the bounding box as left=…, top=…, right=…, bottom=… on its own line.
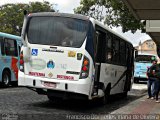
left=0, top=82, right=152, bottom=120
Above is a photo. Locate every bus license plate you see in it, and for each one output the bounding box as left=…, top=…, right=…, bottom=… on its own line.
left=43, top=82, right=56, bottom=88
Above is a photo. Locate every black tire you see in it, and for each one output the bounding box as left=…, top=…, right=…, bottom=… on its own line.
left=99, top=86, right=111, bottom=105
left=2, top=71, right=10, bottom=87
left=122, top=91, right=128, bottom=98
left=11, top=81, right=18, bottom=87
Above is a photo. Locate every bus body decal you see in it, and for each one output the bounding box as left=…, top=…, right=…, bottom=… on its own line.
left=11, top=57, right=18, bottom=80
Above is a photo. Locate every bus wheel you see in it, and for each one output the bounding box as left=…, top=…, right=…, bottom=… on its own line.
left=122, top=91, right=128, bottom=98
left=2, top=71, right=10, bottom=87
left=11, top=81, right=18, bottom=87
left=100, top=85, right=111, bottom=105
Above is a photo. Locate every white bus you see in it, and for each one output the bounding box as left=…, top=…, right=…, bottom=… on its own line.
left=18, top=12, right=134, bottom=104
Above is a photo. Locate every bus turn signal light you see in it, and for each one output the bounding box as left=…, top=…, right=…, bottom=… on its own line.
left=19, top=52, right=24, bottom=72
left=80, top=56, right=90, bottom=79
left=83, top=60, right=89, bottom=66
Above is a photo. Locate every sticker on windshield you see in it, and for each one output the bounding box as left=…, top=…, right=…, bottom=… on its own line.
left=31, top=49, right=38, bottom=56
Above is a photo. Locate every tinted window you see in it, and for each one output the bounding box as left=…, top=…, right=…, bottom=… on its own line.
left=120, top=41, right=126, bottom=65
left=2, top=38, right=18, bottom=57
left=0, top=37, right=3, bottom=55
left=27, top=17, right=89, bottom=48
left=112, top=37, right=120, bottom=63
left=106, top=32, right=113, bottom=62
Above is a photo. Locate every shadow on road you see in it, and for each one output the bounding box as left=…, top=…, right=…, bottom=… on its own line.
left=31, top=91, right=147, bottom=114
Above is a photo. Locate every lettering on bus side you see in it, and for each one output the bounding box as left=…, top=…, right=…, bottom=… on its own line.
left=57, top=75, right=74, bottom=80
left=42, top=48, right=64, bottom=53
left=56, top=64, right=67, bottom=69
left=105, top=67, right=115, bottom=77
left=29, top=72, right=45, bottom=77
left=105, top=68, right=109, bottom=75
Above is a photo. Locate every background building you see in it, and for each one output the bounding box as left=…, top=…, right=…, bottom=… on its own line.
left=134, top=39, right=157, bottom=55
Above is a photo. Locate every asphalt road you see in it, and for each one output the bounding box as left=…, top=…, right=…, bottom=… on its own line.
left=0, top=83, right=147, bottom=120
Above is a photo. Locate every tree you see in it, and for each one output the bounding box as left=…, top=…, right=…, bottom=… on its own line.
left=74, top=0, right=144, bottom=33
left=0, top=1, right=55, bottom=35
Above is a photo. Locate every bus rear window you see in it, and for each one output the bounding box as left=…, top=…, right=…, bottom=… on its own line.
left=135, top=55, right=156, bottom=63
left=27, top=16, right=89, bottom=48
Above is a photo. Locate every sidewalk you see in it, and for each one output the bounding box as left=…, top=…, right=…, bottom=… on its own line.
left=110, top=84, right=160, bottom=115
left=98, top=88, right=160, bottom=120
left=132, top=83, right=147, bottom=90
left=97, top=83, right=160, bottom=120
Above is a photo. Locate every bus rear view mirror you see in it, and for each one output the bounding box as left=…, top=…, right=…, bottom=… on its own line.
left=23, top=47, right=30, bottom=62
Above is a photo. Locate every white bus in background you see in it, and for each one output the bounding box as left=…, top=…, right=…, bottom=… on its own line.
left=134, top=53, right=158, bottom=83
left=18, top=12, right=134, bottom=104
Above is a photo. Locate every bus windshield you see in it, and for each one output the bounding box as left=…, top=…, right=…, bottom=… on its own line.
left=26, top=16, right=89, bottom=48
left=135, top=55, right=156, bottom=63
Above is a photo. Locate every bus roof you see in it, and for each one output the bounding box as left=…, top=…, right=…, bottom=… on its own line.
left=89, top=18, right=133, bottom=45
left=0, top=32, right=22, bottom=45
left=0, top=32, right=21, bottom=40
left=28, top=12, right=90, bottom=21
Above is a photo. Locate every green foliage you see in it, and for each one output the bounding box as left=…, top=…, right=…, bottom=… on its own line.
left=74, top=0, right=144, bottom=33
left=0, top=1, right=54, bottom=35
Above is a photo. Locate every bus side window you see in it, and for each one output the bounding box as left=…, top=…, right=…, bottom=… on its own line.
left=95, top=30, right=106, bottom=62
left=5, top=42, right=11, bottom=55
left=120, top=40, right=126, bottom=65
left=106, top=32, right=113, bottom=63
left=112, top=37, right=120, bottom=63
left=0, top=37, right=5, bottom=55
left=14, top=40, right=18, bottom=57
left=4, top=38, right=18, bottom=57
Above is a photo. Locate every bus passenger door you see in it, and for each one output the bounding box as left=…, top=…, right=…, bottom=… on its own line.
left=94, top=30, right=106, bottom=95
